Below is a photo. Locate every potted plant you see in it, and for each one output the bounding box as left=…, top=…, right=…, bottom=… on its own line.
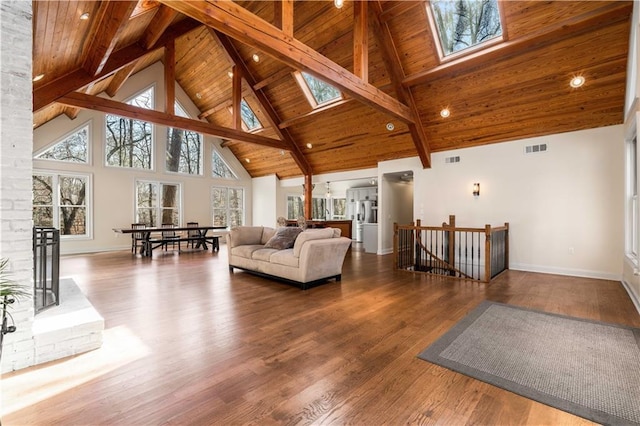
left=0, top=258, right=30, bottom=361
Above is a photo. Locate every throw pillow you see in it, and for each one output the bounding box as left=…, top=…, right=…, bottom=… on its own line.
left=264, top=226, right=303, bottom=250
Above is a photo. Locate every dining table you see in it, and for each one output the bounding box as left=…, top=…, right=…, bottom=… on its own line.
left=113, top=225, right=227, bottom=257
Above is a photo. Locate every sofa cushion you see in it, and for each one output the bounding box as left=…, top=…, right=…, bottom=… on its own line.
left=293, top=228, right=335, bottom=257
left=332, top=227, right=342, bottom=238
left=230, top=226, right=264, bottom=247
left=269, top=249, right=299, bottom=268
left=252, top=248, right=279, bottom=261
left=264, top=226, right=302, bottom=250
left=231, top=244, right=264, bottom=259
left=261, top=227, right=276, bottom=245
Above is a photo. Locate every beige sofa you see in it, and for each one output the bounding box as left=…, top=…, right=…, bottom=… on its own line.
left=226, top=226, right=352, bottom=289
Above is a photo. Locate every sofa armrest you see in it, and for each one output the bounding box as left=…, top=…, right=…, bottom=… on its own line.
left=297, top=237, right=352, bottom=282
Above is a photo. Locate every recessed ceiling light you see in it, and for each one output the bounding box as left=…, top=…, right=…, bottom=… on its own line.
left=334, top=0, right=344, bottom=9
left=227, top=71, right=233, bottom=79
left=306, top=143, right=313, bottom=149
left=440, top=108, right=451, bottom=118
left=80, top=12, right=90, bottom=20
left=245, top=158, right=251, bottom=163
left=33, top=74, right=45, bottom=82
left=195, top=92, right=202, bottom=99
left=252, top=53, right=260, bottom=62
left=570, top=75, right=585, bottom=88
left=386, top=122, right=394, bottom=131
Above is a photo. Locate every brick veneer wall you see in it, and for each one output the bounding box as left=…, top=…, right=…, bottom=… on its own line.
left=0, top=0, right=35, bottom=372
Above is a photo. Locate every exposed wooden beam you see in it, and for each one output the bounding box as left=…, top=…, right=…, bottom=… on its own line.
left=106, top=62, right=138, bottom=98
left=232, top=66, right=242, bottom=130
left=34, top=19, right=202, bottom=112
left=63, top=106, right=81, bottom=120
left=273, top=0, right=294, bottom=38
left=210, top=29, right=312, bottom=175
left=403, top=2, right=632, bottom=87
left=141, top=5, right=179, bottom=49
left=371, top=1, right=431, bottom=168
left=353, top=1, right=368, bottom=82
left=165, top=40, right=175, bottom=115
left=57, top=92, right=289, bottom=150
left=82, top=1, right=138, bottom=76
left=158, top=0, right=414, bottom=124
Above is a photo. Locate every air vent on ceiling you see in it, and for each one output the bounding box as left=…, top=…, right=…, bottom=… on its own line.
left=445, top=155, right=460, bottom=164
left=524, top=143, right=548, bottom=154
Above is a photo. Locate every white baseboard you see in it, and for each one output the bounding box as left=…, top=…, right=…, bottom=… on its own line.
left=509, top=263, right=621, bottom=281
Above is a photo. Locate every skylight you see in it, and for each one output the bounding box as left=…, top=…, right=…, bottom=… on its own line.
left=428, top=0, right=503, bottom=58
left=298, top=72, right=342, bottom=107
left=240, top=99, right=261, bottom=131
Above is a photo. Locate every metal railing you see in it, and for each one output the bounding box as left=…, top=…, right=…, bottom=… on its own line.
left=33, top=227, right=60, bottom=313
left=394, top=215, right=509, bottom=283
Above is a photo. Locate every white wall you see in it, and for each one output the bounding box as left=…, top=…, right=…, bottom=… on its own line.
left=252, top=174, right=278, bottom=227
left=32, top=63, right=253, bottom=254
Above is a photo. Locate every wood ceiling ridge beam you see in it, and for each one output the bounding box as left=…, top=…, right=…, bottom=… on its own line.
left=33, top=18, right=203, bottom=112
left=57, top=92, right=289, bottom=151
left=157, top=0, right=414, bottom=124
left=403, top=2, right=633, bottom=87
left=371, top=0, right=431, bottom=168
left=209, top=29, right=311, bottom=176
left=82, top=1, right=138, bottom=76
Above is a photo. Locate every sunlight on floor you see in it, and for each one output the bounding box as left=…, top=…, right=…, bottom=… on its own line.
left=0, top=325, right=150, bottom=417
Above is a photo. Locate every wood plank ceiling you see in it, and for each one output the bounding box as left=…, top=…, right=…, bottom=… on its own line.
left=32, top=0, right=632, bottom=180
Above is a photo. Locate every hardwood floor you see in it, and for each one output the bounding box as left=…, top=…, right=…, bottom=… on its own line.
left=2, top=245, right=639, bottom=425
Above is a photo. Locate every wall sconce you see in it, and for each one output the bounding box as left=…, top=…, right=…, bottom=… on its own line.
left=473, top=183, right=480, bottom=197
left=301, top=183, right=315, bottom=201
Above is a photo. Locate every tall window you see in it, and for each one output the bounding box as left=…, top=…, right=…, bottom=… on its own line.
left=212, top=150, right=238, bottom=179
left=35, top=122, right=89, bottom=163
left=105, top=87, right=154, bottom=169
left=287, top=195, right=304, bottom=220
left=167, top=102, right=203, bottom=175
left=311, top=197, right=327, bottom=220
left=628, top=136, right=638, bottom=257
left=33, top=172, right=90, bottom=237
left=428, top=0, right=503, bottom=58
left=332, top=198, right=346, bottom=219
left=212, top=187, right=244, bottom=227
left=136, top=180, right=181, bottom=226
left=296, top=72, right=342, bottom=108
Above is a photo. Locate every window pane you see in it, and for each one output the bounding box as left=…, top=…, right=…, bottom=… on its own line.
left=137, top=182, right=157, bottom=208
left=137, top=208, right=156, bottom=226
left=430, top=0, right=502, bottom=56
left=59, top=206, right=86, bottom=235
left=311, top=197, right=327, bottom=220
left=36, top=124, right=88, bottom=163
left=212, top=187, right=228, bottom=209
left=33, top=175, right=53, bottom=205
left=240, top=99, right=261, bottom=131
left=287, top=196, right=304, bottom=220
left=333, top=198, right=346, bottom=218
left=212, top=151, right=238, bottom=179
left=167, top=103, right=202, bottom=175
left=59, top=176, right=86, bottom=206
left=229, top=188, right=243, bottom=209
left=33, top=206, right=53, bottom=227
left=229, top=210, right=243, bottom=227
left=301, top=72, right=341, bottom=105
left=213, top=209, right=227, bottom=227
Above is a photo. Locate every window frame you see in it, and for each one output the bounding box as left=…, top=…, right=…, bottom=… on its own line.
left=32, top=170, right=93, bottom=240
left=34, top=120, right=92, bottom=165
left=425, top=0, right=507, bottom=63
left=104, top=84, right=155, bottom=171
left=293, top=71, right=343, bottom=109
left=212, top=148, right=239, bottom=180
left=212, top=186, right=245, bottom=228
left=627, top=134, right=638, bottom=261
left=134, top=179, right=182, bottom=227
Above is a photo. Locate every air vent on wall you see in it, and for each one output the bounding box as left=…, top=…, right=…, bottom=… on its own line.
left=445, top=156, right=460, bottom=164
left=524, top=143, right=548, bottom=154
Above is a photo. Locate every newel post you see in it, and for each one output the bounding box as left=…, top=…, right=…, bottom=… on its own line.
left=484, top=224, right=492, bottom=283
left=447, top=215, right=455, bottom=275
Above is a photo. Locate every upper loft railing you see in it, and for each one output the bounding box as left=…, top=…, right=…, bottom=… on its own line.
left=394, top=215, right=509, bottom=283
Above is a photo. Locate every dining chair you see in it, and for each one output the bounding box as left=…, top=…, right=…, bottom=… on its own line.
left=162, top=223, right=180, bottom=251
left=186, top=222, right=199, bottom=249
left=131, top=223, right=146, bottom=254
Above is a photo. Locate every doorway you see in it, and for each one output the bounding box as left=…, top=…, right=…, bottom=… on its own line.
left=380, top=171, right=414, bottom=254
